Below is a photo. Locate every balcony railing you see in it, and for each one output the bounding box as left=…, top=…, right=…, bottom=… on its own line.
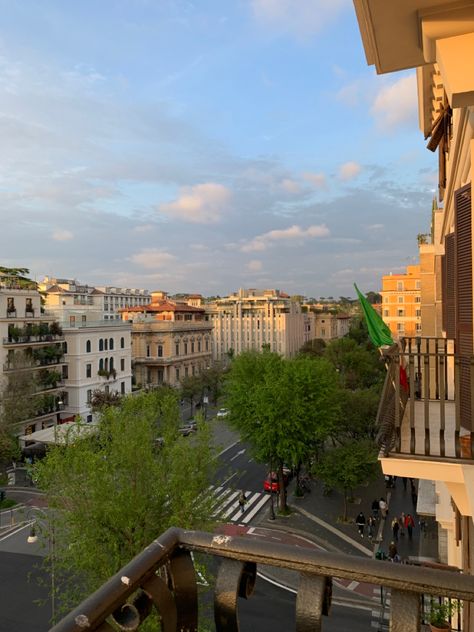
left=376, top=337, right=474, bottom=460
left=3, top=334, right=65, bottom=346
left=49, top=527, right=474, bottom=632
left=3, top=355, right=66, bottom=371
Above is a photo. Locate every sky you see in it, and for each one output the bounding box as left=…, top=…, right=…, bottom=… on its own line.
left=0, top=0, right=437, bottom=298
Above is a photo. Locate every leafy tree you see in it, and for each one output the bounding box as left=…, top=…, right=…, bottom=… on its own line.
left=34, top=389, right=218, bottom=623
left=337, top=388, right=380, bottom=441
left=298, top=338, right=326, bottom=358
left=313, top=440, right=379, bottom=521
left=324, top=337, right=384, bottom=390
left=365, top=291, right=382, bottom=305
left=180, top=374, right=203, bottom=416
left=225, top=352, right=341, bottom=512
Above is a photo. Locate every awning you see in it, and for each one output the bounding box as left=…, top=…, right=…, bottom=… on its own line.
left=19, top=421, right=98, bottom=446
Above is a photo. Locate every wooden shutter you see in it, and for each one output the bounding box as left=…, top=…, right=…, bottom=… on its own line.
left=444, top=233, right=456, bottom=338
left=455, top=184, right=473, bottom=431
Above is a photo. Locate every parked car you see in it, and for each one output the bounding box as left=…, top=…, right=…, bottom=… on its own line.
left=216, top=408, right=229, bottom=419
left=178, top=421, right=197, bottom=436
left=263, top=471, right=290, bottom=493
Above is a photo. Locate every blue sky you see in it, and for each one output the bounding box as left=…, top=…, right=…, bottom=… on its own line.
left=0, top=0, right=436, bottom=297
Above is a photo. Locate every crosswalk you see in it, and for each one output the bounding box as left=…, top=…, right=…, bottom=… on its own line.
left=371, top=586, right=389, bottom=630
left=211, top=486, right=271, bottom=524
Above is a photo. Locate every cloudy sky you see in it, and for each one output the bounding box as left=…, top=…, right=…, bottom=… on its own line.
left=0, top=0, right=436, bottom=298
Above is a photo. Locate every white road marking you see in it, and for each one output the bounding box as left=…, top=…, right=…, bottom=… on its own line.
left=242, top=494, right=270, bottom=524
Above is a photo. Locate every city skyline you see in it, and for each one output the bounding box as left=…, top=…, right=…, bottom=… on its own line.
left=0, top=1, right=435, bottom=296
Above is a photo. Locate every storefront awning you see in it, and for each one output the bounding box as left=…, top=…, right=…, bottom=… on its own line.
left=20, top=421, right=97, bottom=446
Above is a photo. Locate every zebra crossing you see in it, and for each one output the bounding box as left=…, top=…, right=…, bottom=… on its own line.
left=211, top=486, right=271, bottom=524
left=371, top=586, right=389, bottom=630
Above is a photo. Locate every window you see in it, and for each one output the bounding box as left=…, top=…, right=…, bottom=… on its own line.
left=146, top=345, right=150, bottom=357
left=198, top=340, right=201, bottom=352
left=191, top=342, right=195, bottom=353
left=384, top=297, right=389, bottom=303
left=398, top=296, right=404, bottom=304
left=110, top=357, right=114, bottom=370
left=7, top=297, right=15, bottom=314
left=415, top=296, right=421, bottom=303
left=99, top=358, right=104, bottom=371
left=158, top=345, right=163, bottom=357
left=105, top=358, right=109, bottom=370
left=205, top=339, right=209, bottom=351
left=86, top=340, right=91, bottom=353
left=415, top=280, right=421, bottom=289
left=86, top=363, right=92, bottom=378
left=175, top=343, right=179, bottom=356
left=86, top=414, right=93, bottom=423
left=120, top=337, right=125, bottom=348
left=87, top=389, right=92, bottom=404
left=121, top=382, right=125, bottom=394
left=175, top=368, right=180, bottom=381
left=184, top=342, right=188, bottom=354
left=384, top=310, right=389, bottom=317
left=99, top=339, right=104, bottom=351
left=121, top=358, right=125, bottom=371
left=397, top=309, right=404, bottom=317
left=104, top=339, right=108, bottom=351
left=82, top=315, right=87, bottom=323
left=69, top=316, right=75, bottom=327
left=26, top=298, right=33, bottom=313
left=397, top=323, right=404, bottom=332
left=416, top=309, right=421, bottom=317
left=416, top=323, right=422, bottom=332
left=109, top=338, right=114, bottom=350
left=63, top=341, right=68, bottom=354
left=397, top=281, right=404, bottom=291
left=184, top=367, right=188, bottom=377
left=185, top=314, right=192, bottom=321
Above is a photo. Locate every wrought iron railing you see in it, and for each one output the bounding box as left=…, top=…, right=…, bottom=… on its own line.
left=376, top=337, right=474, bottom=459
left=49, top=527, right=474, bottom=632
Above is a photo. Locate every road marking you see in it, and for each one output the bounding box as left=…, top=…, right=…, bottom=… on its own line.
left=347, top=580, right=359, bottom=591
left=242, top=495, right=270, bottom=524
left=0, top=521, right=32, bottom=542
left=217, top=440, right=240, bottom=458
left=221, top=472, right=237, bottom=486
left=230, top=448, right=246, bottom=462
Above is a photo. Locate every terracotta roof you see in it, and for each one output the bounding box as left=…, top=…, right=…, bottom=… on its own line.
left=121, top=300, right=205, bottom=314
left=91, top=288, right=104, bottom=295
left=187, top=294, right=203, bottom=299
left=45, top=284, right=66, bottom=293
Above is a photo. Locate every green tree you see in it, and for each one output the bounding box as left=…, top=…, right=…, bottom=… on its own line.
left=34, top=389, right=217, bottom=622
left=225, top=352, right=341, bottom=512
left=201, top=363, right=226, bottom=405
left=365, top=291, right=382, bottom=305
left=298, top=338, right=326, bottom=358
left=337, top=388, right=380, bottom=441
left=324, top=337, right=384, bottom=390
left=180, top=374, right=203, bottom=417
left=313, top=440, right=379, bottom=521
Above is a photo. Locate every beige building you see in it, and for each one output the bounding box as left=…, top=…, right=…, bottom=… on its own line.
left=204, top=288, right=308, bottom=361
left=310, top=311, right=352, bottom=342
left=0, top=274, right=67, bottom=438
left=121, top=292, right=212, bottom=387
left=355, top=2, right=474, bottom=626
left=381, top=265, right=422, bottom=338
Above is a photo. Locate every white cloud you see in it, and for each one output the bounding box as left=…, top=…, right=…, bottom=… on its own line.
left=280, top=178, right=300, bottom=194
left=52, top=229, right=73, bottom=241
left=367, top=223, right=384, bottom=231
left=250, top=0, right=350, bottom=38
left=371, top=74, right=417, bottom=131
left=302, top=172, right=327, bottom=188
left=338, top=161, right=362, bottom=181
left=129, top=249, right=176, bottom=269
left=133, top=223, right=155, bottom=233
left=159, top=183, right=231, bottom=223
left=246, top=259, right=263, bottom=272
left=241, top=224, right=329, bottom=252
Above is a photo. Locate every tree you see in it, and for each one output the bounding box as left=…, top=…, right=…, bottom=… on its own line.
left=90, top=388, right=122, bottom=411
left=365, top=291, right=382, bottom=305
left=324, top=337, right=384, bottom=390
left=337, top=388, right=380, bottom=441
left=225, top=352, right=341, bottom=512
left=180, top=374, right=203, bottom=416
left=34, top=389, right=217, bottom=622
left=201, top=363, right=226, bottom=405
left=298, top=338, right=326, bottom=358
left=313, top=440, right=379, bottom=521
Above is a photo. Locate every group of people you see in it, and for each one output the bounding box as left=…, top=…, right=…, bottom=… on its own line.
left=391, top=512, right=415, bottom=540
left=355, top=497, right=388, bottom=540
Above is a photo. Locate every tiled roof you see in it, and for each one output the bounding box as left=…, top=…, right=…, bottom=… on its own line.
left=45, top=284, right=66, bottom=293
left=121, top=300, right=205, bottom=314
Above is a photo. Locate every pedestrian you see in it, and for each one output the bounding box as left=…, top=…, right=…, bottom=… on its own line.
left=367, top=516, right=376, bottom=540
left=238, top=490, right=247, bottom=514
left=388, top=541, right=398, bottom=561
left=391, top=517, right=400, bottom=541
left=371, top=498, right=380, bottom=519
left=379, top=497, right=388, bottom=519
left=356, top=512, right=366, bottom=538
left=405, top=513, right=415, bottom=539
left=400, top=512, right=406, bottom=537
left=410, top=480, right=418, bottom=507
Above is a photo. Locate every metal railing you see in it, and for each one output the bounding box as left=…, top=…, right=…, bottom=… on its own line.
left=49, top=527, right=473, bottom=632
left=3, top=334, right=65, bottom=345
left=376, top=337, right=474, bottom=459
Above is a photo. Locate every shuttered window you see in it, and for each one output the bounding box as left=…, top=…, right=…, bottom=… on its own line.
left=455, top=184, right=473, bottom=431
left=443, top=233, right=456, bottom=338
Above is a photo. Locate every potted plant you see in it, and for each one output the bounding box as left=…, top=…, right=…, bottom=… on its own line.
left=429, top=599, right=459, bottom=631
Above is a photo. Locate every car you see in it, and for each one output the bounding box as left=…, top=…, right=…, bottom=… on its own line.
left=263, top=471, right=290, bottom=493
left=178, top=421, right=197, bottom=436
left=216, top=408, right=229, bottom=419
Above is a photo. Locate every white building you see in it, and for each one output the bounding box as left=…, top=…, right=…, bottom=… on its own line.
left=203, top=288, right=308, bottom=361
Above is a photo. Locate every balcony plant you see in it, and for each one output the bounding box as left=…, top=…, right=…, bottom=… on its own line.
left=429, top=599, right=458, bottom=631
left=49, top=321, right=63, bottom=337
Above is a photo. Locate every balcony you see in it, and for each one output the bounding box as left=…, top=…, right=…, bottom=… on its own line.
left=49, top=527, right=473, bottom=632
left=3, top=333, right=65, bottom=346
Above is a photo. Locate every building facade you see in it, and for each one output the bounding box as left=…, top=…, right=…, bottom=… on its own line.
left=310, top=311, right=352, bottom=342
left=204, top=288, right=307, bottom=361
left=381, top=265, right=422, bottom=338
left=121, top=292, right=212, bottom=387
left=355, top=2, right=474, bottom=628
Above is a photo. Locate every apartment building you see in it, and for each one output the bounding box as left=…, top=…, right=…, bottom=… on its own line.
left=40, top=277, right=150, bottom=321
left=0, top=274, right=67, bottom=438
left=204, top=288, right=307, bottom=361
left=381, top=265, right=422, bottom=339
left=354, top=2, right=474, bottom=627
left=121, top=291, right=212, bottom=387
left=310, top=311, right=352, bottom=342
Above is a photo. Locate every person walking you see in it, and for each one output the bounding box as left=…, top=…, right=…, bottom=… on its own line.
left=367, top=515, right=376, bottom=540
left=356, top=512, right=366, bottom=538
left=388, top=541, right=399, bottom=562
left=238, top=490, right=247, bottom=514
left=379, top=497, right=388, bottom=519
left=405, top=513, right=415, bottom=539
left=391, top=516, right=400, bottom=541
left=410, top=479, right=418, bottom=506
left=400, top=512, right=406, bottom=537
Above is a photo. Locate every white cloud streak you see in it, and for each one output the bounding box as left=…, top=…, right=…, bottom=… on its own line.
left=129, top=249, right=176, bottom=269
left=159, top=183, right=231, bottom=223
left=371, top=74, right=417, bottom=131
left=241, top=224, right=329, bottom=252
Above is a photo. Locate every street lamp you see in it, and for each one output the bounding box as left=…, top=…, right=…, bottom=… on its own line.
left=26, top=507, right=55, bottom=622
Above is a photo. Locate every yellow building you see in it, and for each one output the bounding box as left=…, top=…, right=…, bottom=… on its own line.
left=120, top=291, right=212, bottom=387
left=381, top=265, right=421, bottom=338
left=355, top=2, right=474, bottom=627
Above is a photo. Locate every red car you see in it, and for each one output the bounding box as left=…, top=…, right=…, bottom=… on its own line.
left=263, top=471, right=289, bottom=493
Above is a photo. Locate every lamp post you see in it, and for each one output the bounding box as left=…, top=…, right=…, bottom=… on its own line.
left=26, top=507, right=55, bottom=622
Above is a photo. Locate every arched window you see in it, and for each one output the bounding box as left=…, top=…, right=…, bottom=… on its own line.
left=158, top=345, right=163, bottom=357
left=110, top=357, right=114, bottom=370
left=99, top=339, right=104, bottom=351
left=86, top=340, right=91, bottom=353
left=104, top=339, right=108, bottom=351
left=105, top=358, right=109, bottom=371
left=99, top=358, right=104, bottom=371
left=120, top=337, right=125, bottom=348
left=109, top=338, right=114, bottom=350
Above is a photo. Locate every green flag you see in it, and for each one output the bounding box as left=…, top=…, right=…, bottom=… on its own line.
left=354, top=284, right=393, bottom=347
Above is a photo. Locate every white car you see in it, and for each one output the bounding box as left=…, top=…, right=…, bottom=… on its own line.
left=216, top=408, right=229, bottom=419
